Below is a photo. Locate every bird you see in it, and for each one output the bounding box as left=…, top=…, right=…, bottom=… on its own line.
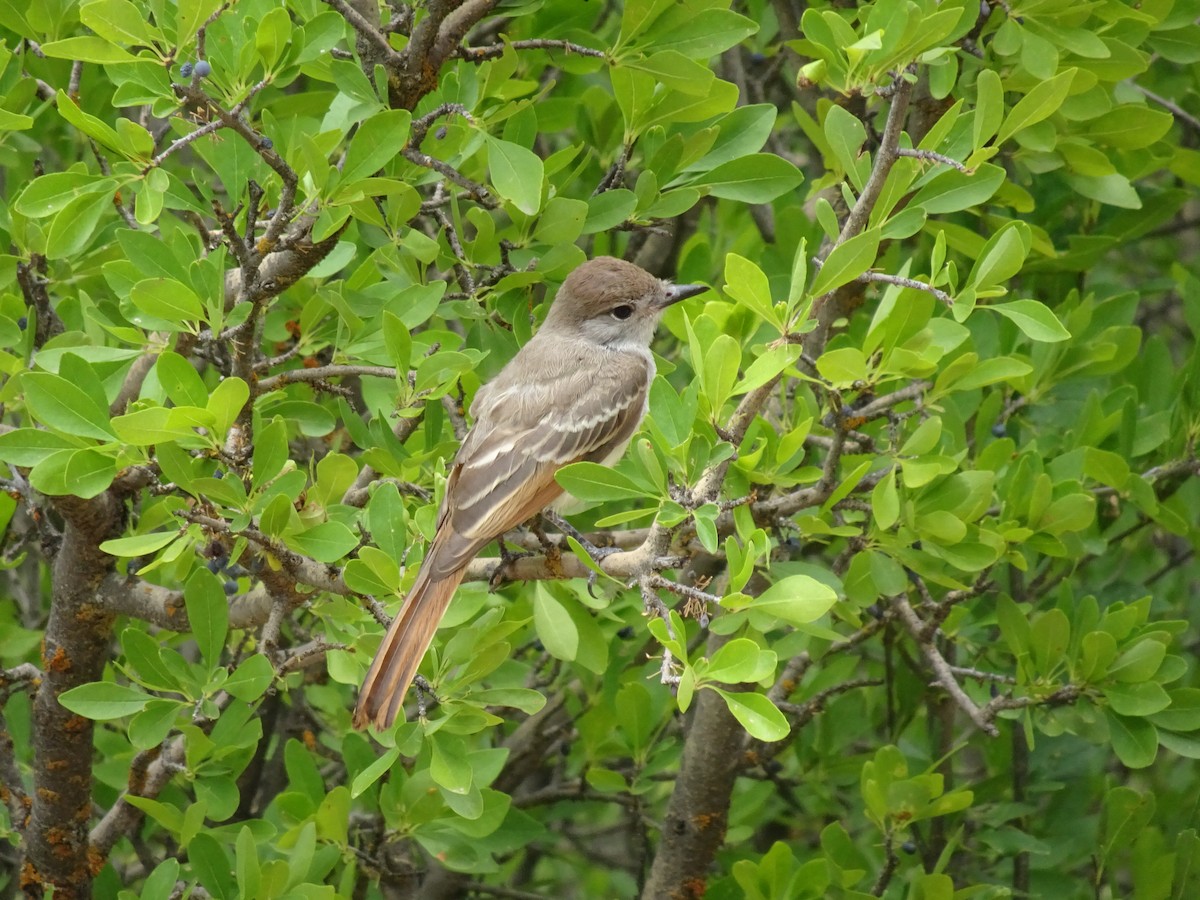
left=353, top=256, right=706, bottom=729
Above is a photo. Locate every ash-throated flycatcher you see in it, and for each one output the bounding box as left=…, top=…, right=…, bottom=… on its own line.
left=354, top=256, right=705, bottom=729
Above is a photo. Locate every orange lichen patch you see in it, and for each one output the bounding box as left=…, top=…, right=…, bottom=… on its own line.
left=87, top=844, right=107, bottom=875
left=675, top=877, right=707, bottom=899
left=692, top=812, right=721, bottom=832
left=302, top=356, right=320, bottom=368
left=302, top=729, right=317, bottom=751
left=63, top=715, right=90, bottom=734
left=19, top=860, right=37, bottom=889
left=45, top=646, right=71, bottom=673
left=45, top=758, right=68, bottom=772
left=742, top=750, right=760, bottom=767
left=35, top=788, right=59, bottom=803
left=45, top=826, right=75, bottom=856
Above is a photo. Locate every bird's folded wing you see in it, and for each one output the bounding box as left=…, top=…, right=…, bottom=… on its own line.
left=425, top=356, right=651, bottom=579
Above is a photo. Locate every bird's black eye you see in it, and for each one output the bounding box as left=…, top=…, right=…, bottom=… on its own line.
left=611, top=304, right=634, bottom=320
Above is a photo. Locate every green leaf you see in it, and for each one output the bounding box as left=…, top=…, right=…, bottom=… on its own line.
left=112, top=406, right=201, bottom=445
left=534, top=584, right=578, bottom=662
left=823, top=104, right=866, bottom=187
left=429, top=733, right=473, bottom=795
left=1106, top=710, right=1158, bottom=769
left=129, top=699, right=183, bottom=750
left=810, top=228, right=880, bottom=297
left=642, top=8, right=758, bottom=58
left=59, top=681, right=152, bottom=720
left=909, top=164, right=1005, bottom=214
left=340, top=109, right=412, bottom=185
left=704, top=638, right=776, bottom=684
left=556, top=462, right=653, bottom=502
left=100, top=530, right=179, bottom=557
left=80, top=0, right=159, bottom=46
left=189, top=832, right=235, bottom=899
left=287, top=521, right=359, bottom=563
left=967, top=222, right=1028, bottom=291
left=873, top=468, right=899, bottom=530
left=21, top=372, right=115, bottom=441
left=735, top=574, right=838, bottom=626
left=987, top=299, right=1071, bottom=342
left=710, top=688, right=789, bottom=741
left=973, top=68, right=1003, bottom=148
left=690, top=153, right=804, bottom=203
left=723, top=253, right=779, bottom=328
left=252, top=417, right=289, bottom=489
left=1105, top=681, right=1171, bottom=717
left=0, top=428, right=80, bottom=466
left=484, top=135, right=544, bottom=215
left=55, top=90, right=121, bottom=152
left=39, top=36, right=138, bottom=63
left=225, top=654, right=275, bottom=701
left=350, top=745, right=400, bottom=797
left=995, top=69, right=1076, bottom=146
left=15, top=172, right=116, bottom=217
left=185, top=568, right=228, bottom=669
left=130, top=277, right=207, bottom=327
left=28, top=448, right=117, bottom=499
left=157, top=351, right=209, bottom=407
left=255, top=5, right=290, bottom=69
left=583, top=189, right=637, bottom=233
left=207, top=377, right=250, bottom=439
left=702, top=333, right=741, bottom=411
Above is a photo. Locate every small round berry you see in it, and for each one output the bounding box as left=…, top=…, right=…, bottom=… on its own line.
left=260, top=137, right=273, bottom=150
left=617, top=626, right=635, bottom=639
left=902, top=841, right=917, bottom=855
left=194, top=60, right=212, bottom=78
left=180, top=61, right=194, bottom=78
left=991, top=422, right=1007, bottom=438
left=17, top=316, right=27, bottom=330
left=224, top=580, right=239, bottom=595
left=435, top=126, right=448, bottom=140
left=212, top=469, right=224, bottom=480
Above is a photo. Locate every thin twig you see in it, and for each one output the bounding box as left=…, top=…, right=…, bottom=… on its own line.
left=455, top=39, right=605, bottom=63
left=856, top=270, right=952, bottom=306
left=890, top=593, right=999, bottom=737
left=896, top=147, right=970, bottom=173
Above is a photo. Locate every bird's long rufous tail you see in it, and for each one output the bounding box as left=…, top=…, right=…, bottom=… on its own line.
left=353, top=565, right=465, bottom=729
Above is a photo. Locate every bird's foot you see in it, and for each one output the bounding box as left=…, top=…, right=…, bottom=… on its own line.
left=490, top=535, right=533, bottom=591
left=413, top=675, right=439, bottom=718
left=540, top=510, right=621, bottom=596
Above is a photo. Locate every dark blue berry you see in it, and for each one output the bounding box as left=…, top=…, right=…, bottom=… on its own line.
left=17, top=317, right=27, bottom=330
left=260, top=137, right=273, bottom=150
left=212, top=469, right=224, bottom=479
left=991, top=422, right=1007, bottom=438
left=206, top=558, right=223, bottom=574
left=902, top=841, right=917, bottom=854
left=180, top=61, right=194, bottom=78
left=194, top=60, right=212, bottom=78
left=749, top=52, right=766, bottom=63
left=435, top=126, right=448, bottom=139
left=224, top=580, right=238, bottom=595
left=617, top=626, right=634, bottom=639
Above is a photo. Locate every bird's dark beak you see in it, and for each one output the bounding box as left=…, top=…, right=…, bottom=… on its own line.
left=658, top=282, right=708, bottom=309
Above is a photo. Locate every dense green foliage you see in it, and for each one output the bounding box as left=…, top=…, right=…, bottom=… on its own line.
left=0, top=0, right=1199, bottom=897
